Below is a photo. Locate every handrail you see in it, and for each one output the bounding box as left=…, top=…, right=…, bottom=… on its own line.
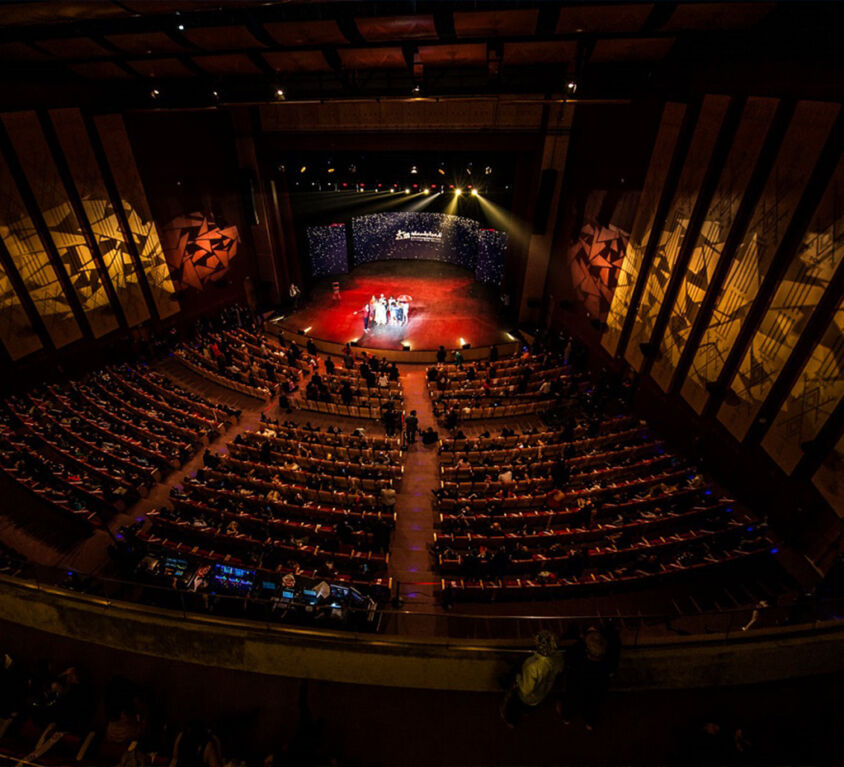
left=1, top=564, right=842, bottom=649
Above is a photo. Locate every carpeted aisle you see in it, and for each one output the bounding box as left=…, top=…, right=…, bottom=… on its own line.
left=388, top=365, right=441, bottom=627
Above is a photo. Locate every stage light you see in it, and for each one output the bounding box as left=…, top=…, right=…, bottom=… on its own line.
left=150, top=89, right=160, bottom=99
left=275, top=88, right=286, bottom=100
left=454, top=188, right=462, bottom=195
left=485, top=166, right=492, bottom=175
left=459, top=338, right=466, bottom=347
left=405, top=188, right=410, bottom=194
left=211, top=90, right=219, bottom=99
left=412, top=84, right=421, bottom=96
left=423, top=188, right=430, bottom=195
left=567, top=81, right=577, bottom=93
left=410, top=165, right=418, bottom=174
left=401, top=341, right=411, bottom=351
left=299, top=166, right=307, bottom=173
left=303, top=326, right=312, bottom=334
left=327, top=167, right=335, bottom=174
left=178, top=24, right=185, bottom=30
left=471, top=189, right=479, bottom=196
left=438, top=168, right=445, bottom=175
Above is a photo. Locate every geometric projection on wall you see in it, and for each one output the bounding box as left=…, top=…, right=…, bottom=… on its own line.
left=719, top=155, right=844, bottom=440
left=93, top=114, right=180, bottom=320
left=682, top=100, right=840, bottom=414
left=762, top=300, right=844, bottom=475
left=567, top=219, right=628, bottom=321
left=2, top=111, right=117, bottom=338
left=50, top=107, right=151, bottom=329
left=160, top=212, right=240, bottom=292
left=649, top=97, right=779, bottom=393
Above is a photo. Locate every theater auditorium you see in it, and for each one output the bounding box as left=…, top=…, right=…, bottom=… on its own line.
left=0, top=1, right=842, bottom=765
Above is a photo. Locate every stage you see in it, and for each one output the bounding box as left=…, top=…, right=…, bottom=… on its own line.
left=277, top=261, right=514, bottom=353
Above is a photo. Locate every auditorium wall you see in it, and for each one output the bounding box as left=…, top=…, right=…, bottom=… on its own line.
left=547, top=94, right=844, bottom=519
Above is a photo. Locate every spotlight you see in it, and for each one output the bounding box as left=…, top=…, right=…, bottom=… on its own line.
left=410, top=165, right=418, bottom=174
left=401, top=341, right=411, bottom=351
left=404, top=188, right=410, bottom=194
left=177, top=24, right=185, bottom=30
left=299, top=166, right=307, bottom=173
left=438, top=167, right=446, bottom=175
left=412, top=84, right=421, bottom=96
left=471, top=189, right=479, bottom=196
left=211, top=90, right=219, bottom=100
left=150, top=88, right=160, bottom=99
left=567, top=81, right=577, bottom=93
left=454, top=188, right=462, bottom=195
left=303, top=326, right=312, bottom=334
left=485, top=166, right=492, bottom=175
left=423, top=188, right=430, bottom=195
left=327, top=167, right=335, bottom=174
left=275, top=88, right=286, bottom=100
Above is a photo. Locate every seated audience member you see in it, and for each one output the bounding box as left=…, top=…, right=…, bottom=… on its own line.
left=500, top=631, right=564, bottom=728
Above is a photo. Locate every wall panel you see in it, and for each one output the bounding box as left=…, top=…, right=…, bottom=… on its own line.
left=0, top=148, right=81, bottom=348
left=50, top=108, right=150, bottom=328
left=719, top=155, right=844, bottom=439
left=813, top=434, right=844, bottom=517
left=94, top=114, right=180, bottom=320
left=0, top=263, right=40, bottom=359
left=682, top=101, right=839, bottom=413
left=2, top=111, right=118, bottom=338
left=762, top=301, right=844, bottom=474
left=625, top=95, right=730, bottom=371
left=650, top=98, right=779, bottom=392
left=602, top=103, right=686, bottom=356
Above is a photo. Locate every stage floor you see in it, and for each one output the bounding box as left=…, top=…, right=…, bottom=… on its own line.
left=280, top=261, right=512, bottom=351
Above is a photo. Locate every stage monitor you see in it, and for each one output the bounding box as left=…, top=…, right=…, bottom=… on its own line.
left=307, top=223, right=349, bottom=278
left=351, top=212, right=479, bottom=271
left=476, top=228, right=508, bottom=285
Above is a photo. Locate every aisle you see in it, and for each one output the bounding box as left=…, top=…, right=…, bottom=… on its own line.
left=389, top=365, right=441, bottom=620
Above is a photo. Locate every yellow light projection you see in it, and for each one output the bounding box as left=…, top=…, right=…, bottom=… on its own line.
left=2, top=111, right=118, bottom=338
left=650, top=99, right=779, bottom=392
left=94, top=114, right=180, bottom=320
left=625, top=95, right=730, bottom=372
left=681, top=101, right=840, bottom=413
left=0, top=148, right=81, bottom=349
left=50, top=108, right=150, bottom=328
left=719, top=155, right=844, bottom=440
left=603, top=103, right=686, bottom=356
left=762, top=301, right=844, bottom=474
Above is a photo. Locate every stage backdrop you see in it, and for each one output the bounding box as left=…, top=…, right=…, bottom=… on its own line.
left=307, top=223, right=348, bottom=278
left=350, top=211, right=506, bottom=285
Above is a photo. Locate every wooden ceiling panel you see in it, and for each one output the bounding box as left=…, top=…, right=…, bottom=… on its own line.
left=263, top=50, right=332, bottom=73
left=338, top=48, right=406, bottom=70
left=0, top=1, right=127, bottom=27
left=591, top=37, right=675, bottom=62
left=0, top=42, right=49, bottom=61
left=453, top=9, right=539, bottom=38
left=105, top=31, right=188, bottom=55
left=502, top=40, right=576, bottom=65
left=35, top=36, right=113, bottom=59
left=556, top=4, right=653, bottom=34
left=193, top=54, right=263, bottom=75
left=126, top=57, right=196, bottom=78
left=662, top=3, right=774, bottom=30
left=417, top=43, right=487, bottom=67
left=69, top=61, right=133, bottom=79
left=181, top=26, right=266, bottom=51
left=356, top=15, right=438, bottom=42
left=263, top=20, right=347, bottom=46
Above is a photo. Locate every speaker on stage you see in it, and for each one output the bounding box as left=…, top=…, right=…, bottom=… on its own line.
left=462, top=343, right=471, bottom=349
left=401, top=343, right=410, bottom=351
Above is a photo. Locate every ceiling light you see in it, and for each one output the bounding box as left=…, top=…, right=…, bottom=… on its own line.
left=485, top=166, right=492, bottom=175
left=177, top=24, right=185, bottom=31
left=275, top=88, right=286, bottom=100
left=437, top=168, right=445, bottom=175
left=150, top=89, right=160, bottom=99
left=410, top=165, right=418, bottom=174
left=567, top=81, right=577, bottom=93
left=412, top=84, right=421, bottom=96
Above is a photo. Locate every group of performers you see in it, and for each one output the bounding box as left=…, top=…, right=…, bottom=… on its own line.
left=361, top=294, right=410, bottom=332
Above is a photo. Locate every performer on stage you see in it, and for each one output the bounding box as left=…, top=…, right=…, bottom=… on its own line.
left=362, top=301, right=370, bottom=332
left=374, top=294, right=387, bottom=326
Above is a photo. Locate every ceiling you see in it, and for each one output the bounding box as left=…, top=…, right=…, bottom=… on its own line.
left=0, top=2, right=841, bottom=110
